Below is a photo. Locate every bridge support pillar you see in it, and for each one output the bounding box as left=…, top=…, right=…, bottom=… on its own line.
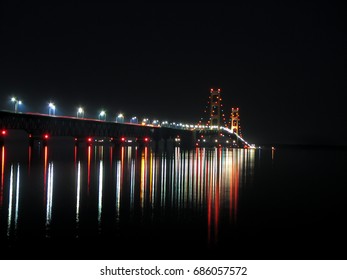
left=74, top=136, right=90, bottom=147
left=29, top=133, right=49, bottom=146
left=180, top=131, right=197, bottom=150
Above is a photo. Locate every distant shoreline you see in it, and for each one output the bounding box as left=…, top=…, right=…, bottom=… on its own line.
left=260, top=144, right=347, bottom=150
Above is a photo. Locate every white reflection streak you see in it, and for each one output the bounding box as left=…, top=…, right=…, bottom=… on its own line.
left=171, top=157, right=174, bottom=207
left=115, top=160, right=121, bottom=222
left=212, top=150, right=217, bottom=201
left=14, top=164, right=20, bottom=230
left=7, top=165, right=14, bottom=236
left=184, top=153, right=189, bottom=207
left=98, top=160, right=103, bottom=225
left=189, top=151, right=194, bottom=206
left=201, top=149, right=206, bottom=209
left=46, top=162, right=54, bottom=227
left=161, top=156, right=166, bottom=208
left=151, top=154, right=155, bottom=207
left=130, top=159, right=135, bottom=215
left=197, top=150, right=201, bottom=210
left=140, top=153, right=145, bottom=210
left=76, top=161, right=81, bottom=223
left=177, top=149, right=181, bottom=208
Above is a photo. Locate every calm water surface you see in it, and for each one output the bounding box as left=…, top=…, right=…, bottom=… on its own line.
left=0, top=136, right=346, bottom=259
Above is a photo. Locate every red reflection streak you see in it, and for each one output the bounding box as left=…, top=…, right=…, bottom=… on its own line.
left=195, top=148, right=199, bottom=207
left=0, top=146, right=5, bottom=207
left=43, top=145, right=48, bottom=204
left=229, top=154, right=233, bottom=222
left=87, top=146, right=91, bottom=194
left=28, top=145, right=32, bottom=174
left=234, top=166, right=239, bottom=221
left=199, top=149, right=203, bottom=207
left=234, top=158, right=239, bottom=221
left=74, top=145, right=77, bottom=167
left=206, top=157, right=212, bottom=244
left=109, top=146, right=113, bottom=172
left=215, top=150, right=221, bottom=241
left=196, top=148, right=199, bottom=204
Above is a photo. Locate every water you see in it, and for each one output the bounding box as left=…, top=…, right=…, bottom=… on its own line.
left=0, top=135, right=346, bottom=260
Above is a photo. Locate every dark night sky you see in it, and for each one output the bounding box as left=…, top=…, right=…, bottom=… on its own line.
left=0, top=2, right=345, bottom=145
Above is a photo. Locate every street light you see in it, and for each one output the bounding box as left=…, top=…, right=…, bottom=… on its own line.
left=11, top=97, right=22, bottom=113
left=130, top=116, right=138, bottom=124
left=116, top=113, right=124, bottom=123
left=99, top=110, right=106, bottom=120
left=48, top=102, right=56, bottom=115
left=77, top=107, right=84, bottom=118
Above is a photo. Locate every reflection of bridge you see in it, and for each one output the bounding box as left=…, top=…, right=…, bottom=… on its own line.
left=0, top=89, right=253, bottom=148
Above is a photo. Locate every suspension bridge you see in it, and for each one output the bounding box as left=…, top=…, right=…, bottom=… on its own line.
left=0, top=89, right=254, bottom=149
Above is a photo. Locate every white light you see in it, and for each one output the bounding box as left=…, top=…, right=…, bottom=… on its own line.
left=11, top=97, right=22, bottom=112
left=48, top=102, right=56, bottom=115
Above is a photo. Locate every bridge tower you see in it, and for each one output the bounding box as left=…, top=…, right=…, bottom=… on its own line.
left=230, top=107, right=242, bottom=136
left=209, top=88, right=222, bottom=128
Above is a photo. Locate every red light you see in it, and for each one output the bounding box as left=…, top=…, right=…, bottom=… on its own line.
left=44, top=134, right=49, bottom=139
left=87, top=137, right=92, bottom=142
left=121, top=137, right=125, bottom=142
left=1, top=130, right=6, bottom=136
left=144, top=137, right=149, bottom=142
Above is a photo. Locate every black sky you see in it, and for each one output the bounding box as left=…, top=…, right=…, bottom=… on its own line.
left=0, top=2, right=345, bottom=145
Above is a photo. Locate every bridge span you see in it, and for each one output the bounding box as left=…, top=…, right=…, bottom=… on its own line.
left=0, top=110, right=249, bottom=149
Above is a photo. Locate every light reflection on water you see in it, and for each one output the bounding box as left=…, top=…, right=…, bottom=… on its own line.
left=0, top=145, right=5, bottom=207
left=1, top=139, right=346, bottom=259
left=0, top=142, right=256, bottom=255
left=7, top=164, right=20, bottom=237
